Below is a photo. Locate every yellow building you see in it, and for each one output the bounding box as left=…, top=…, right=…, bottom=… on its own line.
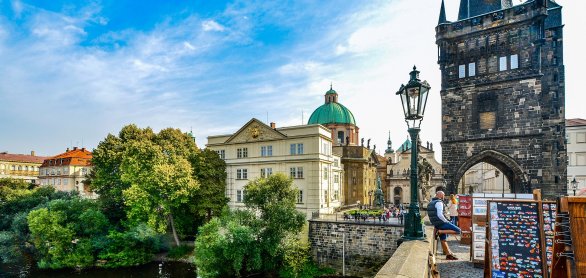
left=38, top=147, right=95, bottom=198
left=207, top=118, right=343, bottom=219
left=0, top=151, right=48, bottom=184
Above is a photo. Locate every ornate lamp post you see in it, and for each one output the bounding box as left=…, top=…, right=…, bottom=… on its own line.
left=368, top=190, right=373, bottom=208
left=571, top=177, right=578, bottom=196
left=396, top=66, right=430, bottom=240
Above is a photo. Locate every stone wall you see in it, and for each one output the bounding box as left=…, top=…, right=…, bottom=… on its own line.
left=308, top=220, right=403, bottom=277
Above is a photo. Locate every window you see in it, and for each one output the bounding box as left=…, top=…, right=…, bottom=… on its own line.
left=468, top=62, right=476, bottom=77
left=63, top=179, right=68, bottom=185
left=510, top=54, right=519, bottom=69
left=334, top=174, right=339, bottom=183
left=334, top=159, right=339, bottom=167
left=260, top=168, right=272, bottom=178
left=297, top=190, right=303, bottom=204
left=290, top=167, right=304, bottom=179
left=57, top=179, right=61, bottom=185
left=333, top=190, right=339, bottom=201
left=11, top=165, right=15, bottom=171
left=323, top=167, right=328, bottom=180
left=217, top=150, right=225, bottom=159
left=337, top=131, right=345, bottom=144
left=576, top=153, right=586, bottom=166
left=459, top=64, right=466, bottom=78
left=322, top=142, right=330, bottom=155
left=577, top=133, right=586, bottom=143
left=324, top=190, right=328, bottom=202
left=237, top=148, right=248, bottom=158
left=261, top=146, right=273, bottom=157
left=82, top=168, right=87, bottom=175
left=236, top=169, right=248, bottom=179
left=499, top=56, right=507, bottom=71
left=237, top=190, right=243, bottom=202
left=290, top=143, right=303, bottom=155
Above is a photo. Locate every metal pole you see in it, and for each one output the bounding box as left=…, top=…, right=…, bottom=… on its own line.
left=402, top=127, right=425, bottom=240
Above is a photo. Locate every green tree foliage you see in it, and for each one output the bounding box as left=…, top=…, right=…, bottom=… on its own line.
left=120, top=137, right=198, bottom=246
left=195, top=174, right=306, bottom=277
left=90, top=124, right=228, bottom=244
left=97, top=223, right=164, bottom=268
left=27, top=198, right=108, bottom=269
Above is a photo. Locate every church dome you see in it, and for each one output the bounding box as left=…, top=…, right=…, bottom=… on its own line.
left=307, top=86, right=356, bottom=125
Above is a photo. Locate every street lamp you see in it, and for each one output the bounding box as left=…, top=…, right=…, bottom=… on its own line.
left=396, top=66, right=430, bottom=240
left=368, top=190, right=373, bottom=208
left=571, top=177, right=578, bottom=196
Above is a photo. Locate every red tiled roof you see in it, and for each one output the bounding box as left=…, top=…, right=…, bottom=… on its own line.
left=41, top=147, right=93, bottom=167
left=566, top=118, right=586, bottom=127
left=0, top=152, right=48, bottom=164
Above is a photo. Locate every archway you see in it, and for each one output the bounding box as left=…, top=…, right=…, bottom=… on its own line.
left=393, top=187, right=402, bottom=205
left=452, top=150, right=527, bottom=194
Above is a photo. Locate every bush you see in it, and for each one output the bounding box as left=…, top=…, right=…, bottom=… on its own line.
left=97, top=224, right=165, bottom=268
left=167, top=245, right=193, bottom=259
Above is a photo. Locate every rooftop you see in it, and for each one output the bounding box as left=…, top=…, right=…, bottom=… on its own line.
left=0, top=152, right=48, bottom=164
left=567, top=118, right=586, bottom=127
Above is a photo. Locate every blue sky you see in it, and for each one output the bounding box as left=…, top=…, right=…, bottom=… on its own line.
left=1, top=0, right=584, bottom=160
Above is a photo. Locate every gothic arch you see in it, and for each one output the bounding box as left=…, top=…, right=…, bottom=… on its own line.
left=454, top=150, right=528, bottom=194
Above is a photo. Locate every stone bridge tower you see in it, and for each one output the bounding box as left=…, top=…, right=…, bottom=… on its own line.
left=436, top=0, right=566, bottom=197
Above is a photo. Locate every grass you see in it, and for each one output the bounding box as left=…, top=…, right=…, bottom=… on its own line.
left=167, top=245, right=193, bottom=259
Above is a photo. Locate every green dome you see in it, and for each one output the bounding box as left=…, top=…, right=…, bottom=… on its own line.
left=307, top=102, right=356, bottom=125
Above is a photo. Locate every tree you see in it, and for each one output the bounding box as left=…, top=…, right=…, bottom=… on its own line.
left=120, top=138, right=198, bottom=246
left=195, top=174, right=306, bottom=277
left=191, top=149, right=228, bottom=222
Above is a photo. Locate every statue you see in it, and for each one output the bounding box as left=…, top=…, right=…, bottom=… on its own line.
left=373, top=144, right=376, bottom=151
left=367, top=138, right=371, bottom=149
left=345, top=136, right=350, bottom=146
left=375, top=176, right=384, bottom=207
left=361, top=138, right=364, bottom=146
left=418, top=157, right=434, bottom=204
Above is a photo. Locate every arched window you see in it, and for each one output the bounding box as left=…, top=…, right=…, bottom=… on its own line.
left=337, top=131, right=345, bottom=144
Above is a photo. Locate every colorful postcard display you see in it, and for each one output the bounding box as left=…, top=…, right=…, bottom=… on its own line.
left=488, top=201, right=545, bottom=278
left=542, top=202, right=556, bottom=273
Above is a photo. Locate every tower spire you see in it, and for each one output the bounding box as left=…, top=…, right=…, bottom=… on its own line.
left=438, top=0, right=447, bottom=24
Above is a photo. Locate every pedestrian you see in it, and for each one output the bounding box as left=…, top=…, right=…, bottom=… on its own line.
left=427, top=191, right=461, bottom=260
left=447, top=194, right=459, bottom=226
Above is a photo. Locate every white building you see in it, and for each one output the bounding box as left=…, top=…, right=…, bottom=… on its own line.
left=38, top=147, right=96, bottom=198
left=461, top=162, right=509, bottom=194
left=566, top=118, right=586, bottom=196
left=207, top=118, right=344, bottom=219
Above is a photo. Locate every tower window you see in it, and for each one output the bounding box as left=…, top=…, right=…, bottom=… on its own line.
left=499, top=56, right=508, bottom=71
left=458, top=64, right=466, bottom=78
left=468, top=62, right=476, bottom=77
left=510, top=54, right=519, bottom=69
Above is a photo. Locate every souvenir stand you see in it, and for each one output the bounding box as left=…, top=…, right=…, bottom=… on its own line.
left=484, top=200, right=548, bottom=278
left=470, top=193, right=534, bottom=267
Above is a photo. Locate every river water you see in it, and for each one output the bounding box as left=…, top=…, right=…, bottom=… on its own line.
left=0, top=261, right=196, bottom=278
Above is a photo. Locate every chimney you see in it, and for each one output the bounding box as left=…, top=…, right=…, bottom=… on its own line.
left=270, top=122, right=276, bottom=129
left=31, top=151, right=35, bottom=156
left=66, top=148, right=70, bottom=152
left=81, top=148, right=86, bottom=151
left=73, top=147, right=78, bottom=150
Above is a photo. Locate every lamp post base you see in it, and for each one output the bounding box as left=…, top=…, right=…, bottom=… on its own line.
left=401, top=206, right=425, bottom=240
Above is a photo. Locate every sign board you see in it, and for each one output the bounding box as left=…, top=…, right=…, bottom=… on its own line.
left=486, top=200, right=547, bottom=278
left=458, top=195, right=473, bottom=244
left=470, top=193, right=534, bottom=264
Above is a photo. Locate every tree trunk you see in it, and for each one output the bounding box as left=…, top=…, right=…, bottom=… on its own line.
left=169, top=213, right=180, bottom=246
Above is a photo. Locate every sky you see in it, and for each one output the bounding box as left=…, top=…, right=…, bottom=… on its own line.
left=0, top=0, right=584, bottom=161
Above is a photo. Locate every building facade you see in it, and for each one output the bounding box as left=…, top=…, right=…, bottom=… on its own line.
left=566, top=119, right=586, bottom=196
left=0, top=151, right=47, bottom=184
left=436, top=0, right=566, bottom=197
left=385, top=139, right=443, bottom=205
left=207, top=119, right=343, bottom=219
left=38, top=147, right=95, bottom=197
left=307, top=86, right=380, bottom=207
left=460, top=162, right=510, bottom=194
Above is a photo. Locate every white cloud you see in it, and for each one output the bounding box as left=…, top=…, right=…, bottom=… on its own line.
left=201, top=20, right=225, bottom=32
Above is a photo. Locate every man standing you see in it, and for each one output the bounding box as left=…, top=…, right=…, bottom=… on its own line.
left=427, top=191, right=461, bottom=260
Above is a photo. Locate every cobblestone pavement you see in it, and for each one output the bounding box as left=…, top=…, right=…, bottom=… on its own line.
left=436, top=238, right=483, bottom=277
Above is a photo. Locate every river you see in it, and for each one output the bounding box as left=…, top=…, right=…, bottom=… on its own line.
left=0, top=261, right=196, bottom=278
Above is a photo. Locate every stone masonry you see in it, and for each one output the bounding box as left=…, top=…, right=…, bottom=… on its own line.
left=436, top=0, right=566, bottom=198
left=308, top=220, right=402, bottom=277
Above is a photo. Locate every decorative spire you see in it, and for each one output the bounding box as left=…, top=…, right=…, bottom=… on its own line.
left=385, top=131, right=394, bottom=154
left=438, top=0, right=447, bottom=24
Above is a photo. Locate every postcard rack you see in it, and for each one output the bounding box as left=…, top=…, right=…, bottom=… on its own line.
left=550, top=197, right=586, bottom=278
